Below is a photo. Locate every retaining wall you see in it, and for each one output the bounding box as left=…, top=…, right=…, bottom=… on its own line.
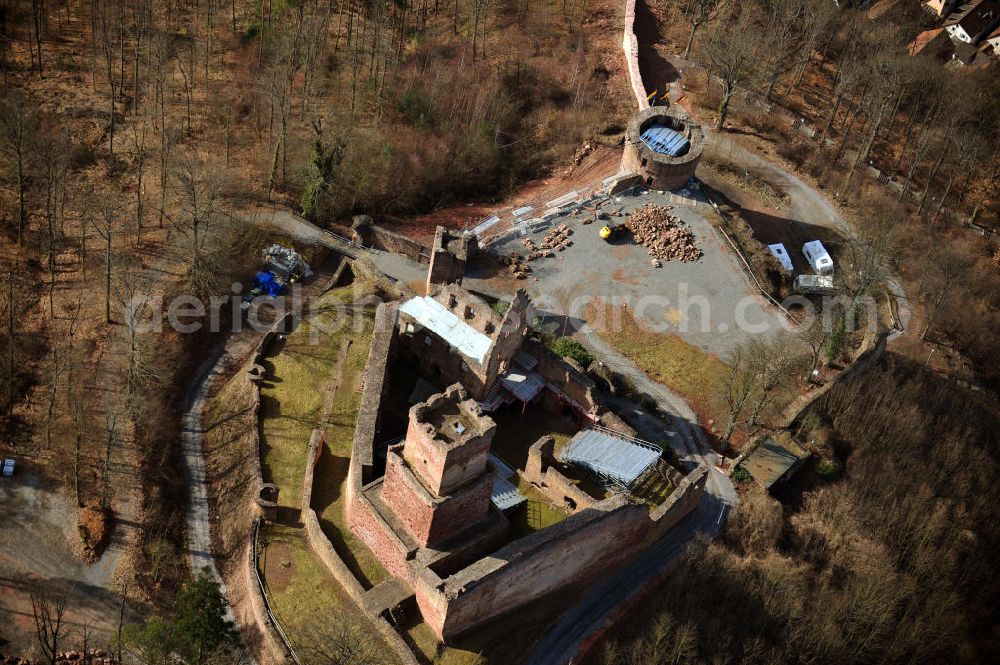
left=353, top=219, right=432, bottom=264
left=777, top=329, right=889, bottom=428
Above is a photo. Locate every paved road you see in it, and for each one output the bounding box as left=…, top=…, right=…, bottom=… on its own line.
left=523, top=492, right=730, bottom=665
left=181, top=347, right=238, bottom=601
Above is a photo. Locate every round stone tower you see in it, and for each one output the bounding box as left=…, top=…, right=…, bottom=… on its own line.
left=620, top=106, right=704, bottom=191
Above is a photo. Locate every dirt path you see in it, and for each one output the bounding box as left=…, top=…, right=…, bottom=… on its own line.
left=0, top=472, right=143, bottom=656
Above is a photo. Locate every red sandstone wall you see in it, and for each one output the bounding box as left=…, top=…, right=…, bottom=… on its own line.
left=381, top=452, right=493, bottom=546
left=346, top=487, right=415, bottom=583
left=416, top=502, right=655, bottom=640
left=402, top=420, right=491, bottom=496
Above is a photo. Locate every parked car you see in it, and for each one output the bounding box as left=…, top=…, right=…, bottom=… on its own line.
left=2, top=458, right=14, bottom=477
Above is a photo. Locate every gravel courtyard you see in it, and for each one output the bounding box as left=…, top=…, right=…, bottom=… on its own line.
left=466, top=188, right=790, bottom=356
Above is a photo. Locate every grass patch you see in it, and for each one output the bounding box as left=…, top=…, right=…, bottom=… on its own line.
left=707, top=155, right=790, bottom=209
left=311, top=310, right=391, bottom=588
left=258, top=286, right=362, bottom=508
left=507, top=475, right=570, bottom=540
left=585, top=302, right=729, bottom=424
left=262, top=522, right=398, bottom=664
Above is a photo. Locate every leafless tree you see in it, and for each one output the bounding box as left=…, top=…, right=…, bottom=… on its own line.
left=848, top=216, right=901, bottom=307
left=918, top=245, right=971, bottom=341
left=113, top=257, right=163, bottom=412
left=168, top=155, right=230, bottom=297
left=704, top=14, right=764, bottom=131
left=130, top=110, right=153, bottom=245
left=299, top=618, right=382, bottom=665
left=0, top=91, right=38, bottom=246
left=720, top=335, right=800, bottom=441
left=92, top=193, right=119, bottom=324
left=682, top=0, right=718, bottom=60
left=30, top=582, right=69, bottom=665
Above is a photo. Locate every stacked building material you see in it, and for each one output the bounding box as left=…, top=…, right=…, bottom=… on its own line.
left=505, top=253, right=532, bottom=279
left=542, top=224, right=573, bottom=251
left=625, top=204, right=702, bottom=262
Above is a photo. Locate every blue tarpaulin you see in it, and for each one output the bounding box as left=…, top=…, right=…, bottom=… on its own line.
left=254, top=271, right=285, bottom=297
left=640, top=125, right=690, bottom=157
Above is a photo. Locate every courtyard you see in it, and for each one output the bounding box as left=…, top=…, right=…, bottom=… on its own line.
left=465, top=187, right=791, bottom=356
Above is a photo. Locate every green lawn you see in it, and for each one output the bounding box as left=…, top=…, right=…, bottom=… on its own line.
left=262, top=522, right=396, bottom=664
left=259, top=285, right=361, bottom=509
left=311, top=314, right=391, bottom=588
left=257, top=282, right=398, bottom=664
left=507, top=475, right=570, bottom=540
left=585, top=302, right=730, bottom=424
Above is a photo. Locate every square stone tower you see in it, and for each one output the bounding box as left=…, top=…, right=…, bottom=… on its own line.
left=381, top=384, right=497, bottom=547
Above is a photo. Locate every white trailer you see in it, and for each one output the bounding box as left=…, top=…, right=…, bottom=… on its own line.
left=767, top=243, right=794, bottom=273
left=802, top=240, right=834, bottom=275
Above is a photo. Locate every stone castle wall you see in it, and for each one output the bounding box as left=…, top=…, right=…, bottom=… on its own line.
left=622, top=0, right=650, bottom=110
left=413, top=467, right=706, bottom=640
left=381, top=448, right=495, bottom=547
left=352, top=215, right=431, bottom=264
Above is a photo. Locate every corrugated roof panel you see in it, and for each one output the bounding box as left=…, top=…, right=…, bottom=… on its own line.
left=562, top=429, right=661, bottom=485
left=400, top=296, right=492, bottom=364
left=491, top=476, right=527, bottom=512
left=640, top=125, right=690, bottom=157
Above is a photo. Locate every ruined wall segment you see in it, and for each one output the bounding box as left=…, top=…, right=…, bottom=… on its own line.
left=426, top=225, right=477, bottom=294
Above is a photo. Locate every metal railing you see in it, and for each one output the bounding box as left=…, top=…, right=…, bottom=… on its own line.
left=251, top=517, right=303, bottom=665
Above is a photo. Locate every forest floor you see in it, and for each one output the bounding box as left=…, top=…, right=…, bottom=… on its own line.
left=0, top=470, right=145, bottom=657
left=368, top=144, right=624, bottom=244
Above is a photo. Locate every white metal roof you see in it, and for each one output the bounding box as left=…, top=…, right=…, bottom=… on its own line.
left=400, top=296, right=492, bottom=364
left=489, top=454, right=525, bottom=511
left=562, top=427, right=661, bottom=486
left=499, top=365, right=546, bottom=403
left=491, top=475, right=527, bottom=512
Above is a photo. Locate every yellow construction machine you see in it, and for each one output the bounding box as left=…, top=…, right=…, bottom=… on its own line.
left=599, top=223, right=627, bottom=241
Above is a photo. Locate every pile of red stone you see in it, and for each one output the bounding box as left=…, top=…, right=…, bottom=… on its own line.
left=505, top=253, right=533, bottom=279
left=625, top=204, right=702, bottom=263
left=520, top=238, right=555, bottom=261
left=541, top=224, right=573, bottom=251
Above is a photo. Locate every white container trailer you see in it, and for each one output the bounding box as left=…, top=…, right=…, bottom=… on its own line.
left=802, top=240, right=834, bottom=275
left=767, top=243, right=794, bottom=273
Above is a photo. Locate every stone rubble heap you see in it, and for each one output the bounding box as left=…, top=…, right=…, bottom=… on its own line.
left=625, top=204, right=702, bottom=263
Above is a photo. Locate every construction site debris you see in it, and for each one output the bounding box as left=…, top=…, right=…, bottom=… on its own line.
left=570, top=141, right=595, bottom=166
left=625, top=204, right=703, bottom=263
